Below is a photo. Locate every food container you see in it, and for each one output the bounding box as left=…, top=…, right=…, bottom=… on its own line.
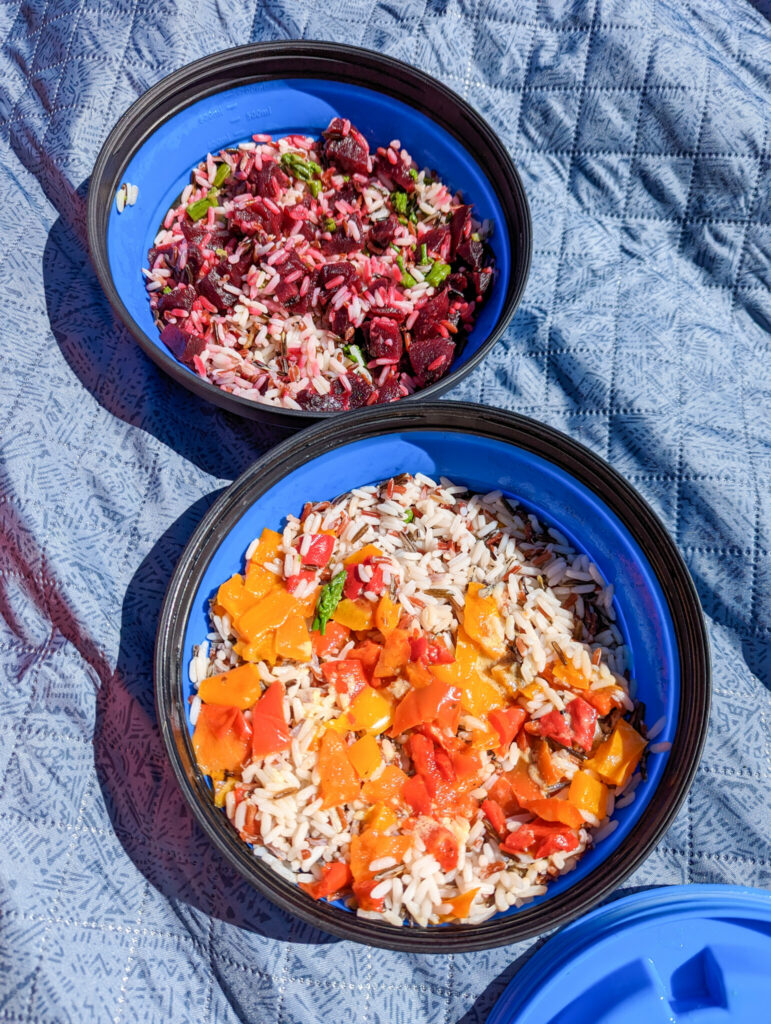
left=87, top=42, right=532, bottom=428
left=155, top=402, right=710, bottom=952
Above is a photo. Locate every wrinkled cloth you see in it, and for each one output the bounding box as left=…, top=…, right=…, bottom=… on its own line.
left=1, top=1, right=770, bottom=1021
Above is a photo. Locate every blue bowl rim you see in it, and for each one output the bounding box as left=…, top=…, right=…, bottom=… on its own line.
left=154, top=402, right=710, bottom=953
left=86, top=40, right=532, bottom=426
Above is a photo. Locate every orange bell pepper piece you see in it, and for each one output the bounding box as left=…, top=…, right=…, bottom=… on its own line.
left=584, top=718, right=647, bottom=787
left=375, top=593, right=400, bottom=635
left=235, top=587, right=296, bottom=644
left=249, top=527, right=283, bottom=567
left=275, top=612, right=312, bottom=662
left=344, top=543, right=383, bottom=566
left=349, top=831, right=412, bottom=882
left=361, top=764, right=409, bottom=807
left=299, top=860, right=353, bottom=900
left=348, top=640, right=383, bottom=681
left=391, top=678, right=460, bottom=736
left=374, top=628, right=412, bottom=678
left=311, top=621, right=351, bottom=658
left=526, top=797, right=585, bottom=830
left=404, top=661, right=434, bottom=689
left=193, top=704, right=251, bottom=775
left=463, top=582, right=507, bottom=659
left=234, top=632, right=276, bottom=665
left=439, top=888, right=479, bottom=921
left=552, top=659, right=591, bottom=690
left=198, top=662, right=263, bottom=710
left=536, top=737, right=563, bottom=786
left=318, top=730, right=360, bottom=809
left=568, top=769, right=608, bottom=819
left=347, top=734, right=383, bottom=780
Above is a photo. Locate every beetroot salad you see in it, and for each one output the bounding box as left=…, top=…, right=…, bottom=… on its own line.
left=144, top=118, right=496, bottom=411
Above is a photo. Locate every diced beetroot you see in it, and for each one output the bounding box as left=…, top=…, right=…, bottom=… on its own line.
left=328, top=305, right=354, bottom=342
left=335, top=181, right=359, bottom=206
left=412, top=291, right=449, bottom=341
left=366, top=317, right=403, bottom=362
left=296, top=382, right=347, bottom=412
left=367, top=214, right=399, bottom=253
left=374, top=151, right=414, bottom=192
left=281, top=204, right=314, bottom=241
left=409, top=335, right=455, bottom=387
left=226, top=248, right=254, bottom=289
left=314, top=261, right=359, bottom=305
left=160, top=324, right=206, bottom=368
left=157, top=285, right=196, bottom=314
left=231, top=199, right=281, bottom=237
left=320, top=217, right=364, bottom=255
left=249, top=160, right=289, bottom=198
left=375, top=375, right=403, bottom=403
left=472, top=269, right=493, bottom=299
left=346, top=372, right=375, bottom=408
left=449, top=204, right=473, bottom=256
left=420, top=225, right=451, bottom=261
left=323, top=120, right=370, bottom=176
left=447, top=271, right=469, bottom=297
left=456, top=238, right=486, bottom=271
left=198, top=267, right=237, bottom=313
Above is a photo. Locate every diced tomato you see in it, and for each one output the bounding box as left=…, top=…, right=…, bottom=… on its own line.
left=321, top=659, right=369, bottom=697
left=408, top=733, right=441, bottom=796
left=451, top=748, right=481, bottom=780
left=434, top=747, right=456, bottom=782
left=481, top=798, right=507, bottom=835
left=501, top=820, right=579, bottom=859
left=534, top=829, right=580, bottom=859
left=204, top=704, right=252, bottom=742
left=487, top=775, right=518, bottom=816
left=311, top=621, right=350, bottom=658
left=568, top=696, right=598, bottom=752
left=286, top=569, right=316, bottom=594
left=488, top=706, right=526, bottom=752
left=353, top=878, right=385, bottom=912
left=403, top=774, right=433, bottom=815
left=297, top=533, right=334, bottom=567
left=527, top=709, right=573, bottom=747
left=251, top=681, right=291, bottom=759
left=423, top=823, right=459, bottom=871
left=344, top=557, right=386, bottom=600
left=300, top=860, right=353, bottom=900
left=391, top=678, right=461, bottom=736
left=348, top=640, right=383, bottom=681
left=410, top=635, right=455, bottom=665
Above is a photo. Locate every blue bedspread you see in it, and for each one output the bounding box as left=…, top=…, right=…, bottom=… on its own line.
left=1, top=1, right=769, bottom=1021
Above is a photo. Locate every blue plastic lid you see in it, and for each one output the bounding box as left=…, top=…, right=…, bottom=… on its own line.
left=488, top=886, right=771, bottom=1024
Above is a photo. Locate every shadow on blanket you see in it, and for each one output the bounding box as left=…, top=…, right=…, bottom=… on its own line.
left=42, top=179, right=289, bottom=482
left=93, top=492, right=334, bottom=947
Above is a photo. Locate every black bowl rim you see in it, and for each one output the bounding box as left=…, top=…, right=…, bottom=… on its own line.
left=87, top=40, right=532, bottom=427
left=155, top=402, right=711, bottom=953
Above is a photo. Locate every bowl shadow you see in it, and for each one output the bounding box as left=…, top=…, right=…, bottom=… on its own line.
left=94, top=490, right=333, bottom=945
left=43, top=178, right=290, bottom=481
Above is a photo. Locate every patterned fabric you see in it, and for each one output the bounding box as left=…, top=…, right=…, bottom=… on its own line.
left=1, top=1, right=770, bottom=1021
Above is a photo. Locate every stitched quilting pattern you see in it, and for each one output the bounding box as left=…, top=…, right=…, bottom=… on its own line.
left=0, top=1, right=770, bottom=1021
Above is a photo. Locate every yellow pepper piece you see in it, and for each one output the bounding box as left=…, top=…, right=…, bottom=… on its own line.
left=214, top=777, right=236, bottom=808
left=333, top=597, right=375, bottom=631
left=568, top=769, right=608, bottom=819
left=235, top=587, right=297, bottom=644
left=375, top=593, right=400, bottom=635
left=469, top=725, right=500, bottom=751
left=244, top=561, right=279, bottom=599
left=553, top=659, right=591, bottom=690
left=249, top=527, right=283, bottom=568
left=363, top=802, right=397, bottom=833
left=275, top=612, right=312, bottom=662
left=463, top=581, right=507, bottom=659
left=584, top=718, right=647, bottom=787
left=234, top=633, right=277, bottom=665
left=520, top=681, right=542, bottom=700
left=431, top=627, right=503, bottom=716
left=216, top=574, right=258, bottom=622
left=347, top=734, right=383, bottom=780
left=344, top=543, right=383, bottom=566
left=439, top=887, right=480, bottom=922
left=344, top=685, right=394, bottom=735
left=198, top=662, right=263, bottom=709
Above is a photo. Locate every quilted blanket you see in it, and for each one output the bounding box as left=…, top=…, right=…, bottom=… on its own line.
left=1, top=1, right=769, bottom=1021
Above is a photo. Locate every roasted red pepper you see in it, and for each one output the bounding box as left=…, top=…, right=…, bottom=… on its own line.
left=251, top=681, right=291, bottom=759
left=526, top=708, right=573, bottom=747
left=488, top=706, right=526, bottom=751
left=297, top=533, right=334, bottom=567
left=321, top=658, right=369, bottom=697
left=402, top=774, right=433, bottom=815
left=481, top=798, right=507, bottom=835
left=568, top=696, right=598, bottom=752
left=410, top=635, right=455, bottom=665
left=300, top=860, right=353, bottom=900
left=286, top=569, right=317, bottom=594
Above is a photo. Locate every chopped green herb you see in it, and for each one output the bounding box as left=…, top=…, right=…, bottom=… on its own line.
left=324, top=217, right=337, bottom=233
left=343, top=343, right=365, bottom=366
left=391, top=190, right=409, bottom=215
left=404, top=508, right=414, bottom=524
left=342, top=174, right=350, bottom=182
left=425, top=261, right=451, bottom=288
left=162, top=286, right=173, bottom=294
left=187, top=192, right=218, bottom=222
left=312, top=570, right=347, bottom=635
left=397, top=214, right=408, bottom=226
left=307, top=179, right=322, bottom=198
left=212, top=162, right=231, bottom=188
left=420, top=243, right=428, bottom=265
left=280, top=152, right=321, bottom=182
left=395, top=253, right=416, bottom=288
left=409, top=167, right=419, bottom=181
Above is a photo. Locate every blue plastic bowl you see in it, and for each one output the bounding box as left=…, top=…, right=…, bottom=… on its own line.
left=88, top=42, right=531, bottom=427
left=155, top=403, right=710, bottom=952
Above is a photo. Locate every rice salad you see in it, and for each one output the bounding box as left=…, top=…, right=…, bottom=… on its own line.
left=145, top=118, right=496, bottom=411
left=188, top=474, right=651, bottom=927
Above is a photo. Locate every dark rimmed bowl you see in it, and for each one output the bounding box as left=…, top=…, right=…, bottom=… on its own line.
left=87, top=42, right=532, bottom=429
left=155, top=403, right=710, bottom=952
